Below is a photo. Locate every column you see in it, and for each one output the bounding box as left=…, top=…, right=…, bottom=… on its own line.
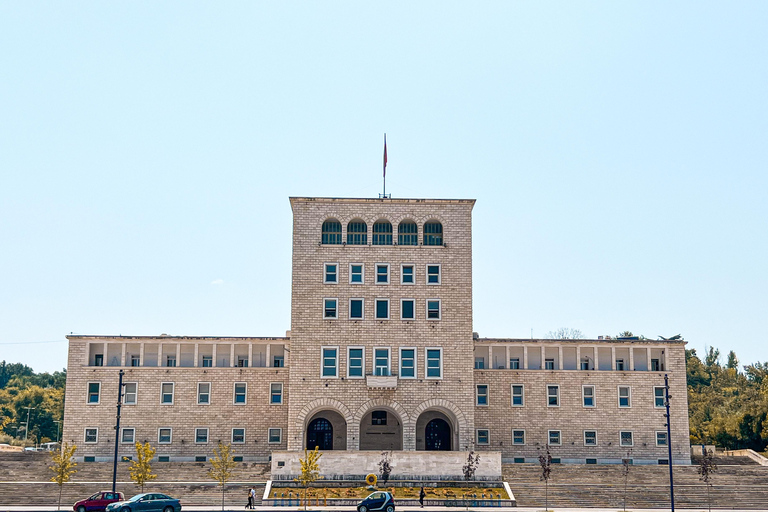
left=158, top=343, right=163, bottom=367
left=103, top=342, right=108, bottom=364
left=647, top=347, right=652, bottom=372
left=248, top=344, right=253, bottom=368
left=611, top=347, right=616, bottom=370
left=558, top=346, right=563, bottom=370
left=505, top=346, right=510, bottom=370
left=121, top=344, right=126, bottom=367
left=139, top=343, right=144, bottom=367
left=576, top=346, right=581, bottom=370
left=629, top=346, right=635, bottom=371
left=523, top=346, right=528, bottom=370
left=193, top=344, right=199, bottom=367
left=212, top=344, right=217, bottom=367
left=663, top=346, right=668, bottom=371
left=230, top=344, right=235, bottom=367
left=176, top=344, right=181, bottom=367
left=541, top=346, right=545, bottom=370
left=594, top=346, right=599, bottom=370
left=266, top=344, right=272, bottom=368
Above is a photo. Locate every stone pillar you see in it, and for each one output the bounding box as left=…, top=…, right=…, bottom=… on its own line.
left=230, top=344, right=235, bottom=367
left=558, top=346, right=563, bottom=370
left=629, top=346, right=635, bottom=371
left=121, top=344, right=126, bottom=367
left=541, top=346, right=545, bottom=370
left=212, top=344, right=217, bottom=367
left=248, top=344, right=253, bottom=368
left=267, top=344, right=272, bottom=368
left=193, top=344, right=199, bottom=367
left=158, top=343, right=163, bottom=367
left=523, top=346, right=528, bottom=370
left=139, top=343, right=144, bottom=367
left=594, top=346, right=599, bottom=370
left=505, top=346, right=510, bottom=370
left=576, top=346, right=581, bottom=370
left=611, top=347, right=616, bottom=370
left=647, top=347, right=652, bottom=372
left=176, top=344, right=181, bottom=366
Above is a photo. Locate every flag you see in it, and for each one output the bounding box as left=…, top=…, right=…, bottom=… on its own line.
left=383, top=134, right=387, bottom=178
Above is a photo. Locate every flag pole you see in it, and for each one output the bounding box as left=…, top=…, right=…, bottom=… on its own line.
left=382, top=133, right=387, bottom=197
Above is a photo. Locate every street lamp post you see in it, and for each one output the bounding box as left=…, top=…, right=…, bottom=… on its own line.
left=664, top=374, right=675, bottom=512
left=112, top=369, right=125, bottom=493
left=54, top=420, right=62, bottom=444
left=22, top=406, right=36, bottom=443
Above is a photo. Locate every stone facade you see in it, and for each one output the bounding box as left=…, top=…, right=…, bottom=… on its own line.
left=62, top=196, right=690, bottom=466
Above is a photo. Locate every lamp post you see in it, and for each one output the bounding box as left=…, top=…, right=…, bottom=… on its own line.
left=112, top=369, right=125, bottom=493
left=22, top=406, right=36, bottom=442
left=664, top=374, right=675, bottom=512
left=54, top=420, right=62, bottom=444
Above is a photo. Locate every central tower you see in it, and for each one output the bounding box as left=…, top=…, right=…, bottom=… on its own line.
left=286, top=197, right=476, bottom=452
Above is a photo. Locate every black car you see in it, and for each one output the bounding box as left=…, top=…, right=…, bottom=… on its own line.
left=357, top=491, right=395, bottom=512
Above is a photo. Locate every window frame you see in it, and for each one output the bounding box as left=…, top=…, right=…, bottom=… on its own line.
left=270, top=382, right=283, bottom=405
left=511, top=384, right=525, bottom=407
left=547, top=384, right=560, bottom=407
left=84, top=428, right=98, bottom=444
left=618, top=386, right=632, bottom=408
left=476, top=429, right=490, bottom=446
left=548, top=430, right=562, bottom=446
left=510, top=358, right=520, bottom=369
left=400, top=298, right=415, bottom=320
left=347, top=347, right=365, bottom=379
left=346, top=220, right=368, bottom=245
left=397, top=220, right=419, bottom=246
left=232, top=428, right=246, bottom=444
left=323, top=263, right=338, bottom=284
left=120, top=427, right=135, bottom=444
left=233, top=382, right=247, bottom=405
left=582, top=385, right=595, bottom=408
left=372, top=220, right=393, bottom=246
left=375, top=298, right=390, bottom=320
left=323, top=298, right=338, bottom=319
left=620, top=430, right=634, bottom=447
left=544, top=358, right=555, bottom=370
left=157, top=427, right=172, bottom=444
left=321, top=219, right=342, bottom=245
left=195, top=427, right=209, bottom=444
left=512, top=429, right=525, bottom=445
left=349, top=263, right=365, bottom=284
left=197, top=382, right=211, bottom=405
left=123, top=382, right=137, bottom=405
left=423, top=221, right=443, bottom=246
left=373, top=347, right=391, bottom=376
left=425, top=347, right=443, bottom=379
left=349, top=298, right=364, bottom=320
left=321, top=346, right=339, bottom=378
left=426, top=264, right=442, bottom=285
left=268, top=428, right=282, bottom=444
left=584, top=430, right=597, bottom=446
left=426, top=299, right=441, bottom=320
left=400, top=264, right=415, bottom=285
left=87, top=381, right=101, bottom=405
left=476, top=384, right=489, bottom=406
left=654, top=386, right=666, bottom=408
left=375, top=263, right=390, bottom=285
left=160, top=382, right=174, bottom=405
left=399, top=347, right=416, bottom=379
left=656, top=431, right=668, bottom=447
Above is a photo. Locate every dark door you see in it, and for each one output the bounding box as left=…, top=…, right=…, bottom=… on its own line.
left=425, top=418, right=451, bottom=450
left=307, top=417, right=333, bottom=450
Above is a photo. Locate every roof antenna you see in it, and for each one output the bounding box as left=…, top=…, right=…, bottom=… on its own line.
left=379, top=134, right=390, bottom=199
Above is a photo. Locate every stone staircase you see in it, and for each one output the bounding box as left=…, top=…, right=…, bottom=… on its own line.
left=503, top=463, right=768, bottom=509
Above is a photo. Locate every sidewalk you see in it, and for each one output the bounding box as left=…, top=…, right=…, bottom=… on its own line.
left=2, top=507, right=768, bottom=512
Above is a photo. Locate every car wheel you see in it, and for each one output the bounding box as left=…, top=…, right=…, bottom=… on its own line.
left=386, top=506, right=394, bottom=512
left=121, top=507, right=131, bottom=512
left=77, top=506, right=86, bottom=512
left=163, top=507, right=174, bottom=512
left=359, top=506, right=367, bottom=512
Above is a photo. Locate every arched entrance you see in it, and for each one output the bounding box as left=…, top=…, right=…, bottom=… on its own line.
left=359, top=409, right=403, bottom=450
left=425, top=418, right=451, bottom=451
left=305, top=410, right=347, bottom=450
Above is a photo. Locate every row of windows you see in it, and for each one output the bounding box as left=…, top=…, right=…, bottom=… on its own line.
left=322, top=219, right=443, bottom=246
left=474, top=428, right=668, bottom=447
left=474, top=356, right=657, bottom=371
left=321, top=346, right=442, bottom=379
left=324, top=298, right=442, bottom=320
left=85, top=427, right=282, bottom=445
left=478, top=384, right=667, bottom=408
left=90, top=353, right=285, bottom=368
left=324, top=263, right=441, bottom=285
left=87, top=382, right=283, bottom=406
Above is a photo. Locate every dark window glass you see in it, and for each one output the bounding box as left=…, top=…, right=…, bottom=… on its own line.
left=423, top=221, right=443, bottom=245
left=349, top=349, right=363, bottom=377
left=321, top=220, right=342, bottom=245
left=401, top=300, right=414, bottom=319
left=400, top=349, right=415, bottom=377
left=372, top=411, right=387, bottom=425
left=350, top=299, right=363, bottom=319
left=373, top=221, right=393, bottom=245
left=398, top=221, right=418, bottom=245
left=376, top=299, right=388, bottom=319
left=347, top=221, right=367, bottom=245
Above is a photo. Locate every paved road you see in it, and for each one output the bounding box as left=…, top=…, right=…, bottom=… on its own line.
left=1, top=507, right=767, bottom=512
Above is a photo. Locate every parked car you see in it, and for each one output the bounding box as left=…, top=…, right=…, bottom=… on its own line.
left=357, top=491, right=395, bottom=512
left=73, top=492, right=125, bottom=512
left=105, top=494, right=181, bottom=512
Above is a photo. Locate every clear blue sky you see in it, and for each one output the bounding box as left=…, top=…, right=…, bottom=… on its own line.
left=1, top=2, right=766, bottom=373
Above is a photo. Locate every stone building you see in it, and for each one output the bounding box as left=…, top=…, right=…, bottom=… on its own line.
left=62, top=197, right=691, bottom=466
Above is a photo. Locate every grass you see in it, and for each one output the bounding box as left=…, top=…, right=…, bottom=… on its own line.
left=272, top=486, right=508, bottom=500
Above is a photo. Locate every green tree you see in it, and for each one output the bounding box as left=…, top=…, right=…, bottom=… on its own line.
left=130, top=442, right=157, bottom=492
left=726, top=351, right=739, bottom=370
left=208, top=442, right=238, bottom=511
left=50, top=442, right=77, bottom=510
left=294, top=447, right=323, bottom=510
left=697, top=448, right=717, bottom=512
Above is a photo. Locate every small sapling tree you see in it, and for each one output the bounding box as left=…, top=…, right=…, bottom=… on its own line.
left=208, top=442, right=238, bottom=511
left=294, top=446, right=323, bottom=510
left=698, top=447, right=717, bottom=512
left=462, top=451, right=480, bottom=481
left=50, top=442, right=77, bottom=510
left=378, top=450, right=393, bottom=485
left=622, top=450, right=632, bottom=512
left=130, top=442, right=157, bottom=492
left=538, top=444, right=552, bottom=512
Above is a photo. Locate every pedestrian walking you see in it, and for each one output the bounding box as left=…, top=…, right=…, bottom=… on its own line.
left=419, top=487, right=426, bottom=508
left=246, top=487, right=254, bottom=509
left=250, top=487, right=257, bottom=509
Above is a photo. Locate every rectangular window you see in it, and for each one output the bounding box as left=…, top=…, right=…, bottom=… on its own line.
left=166, top=355, right=176, bottom=367
left=270, top=383, right=283, bottom=404
left=158, top=428, right=172, bottom=444
left=121, top=428, right=135, bottom=444
left=322, top=347, right=338, bottom=377
left=349, top=263, right=364, bottom=284
left=658, top=459, right=669, bottom=465
left=651, top=358, right=660, bottom=371
left=474, top=357, right=485, bottom=369
left=161, top=383, right=174, bottom=404
left=584, top=430, right=597, bottom=446
left=656, top=431, right=668, bottom=446
left=401, top=264, right=414, bottom=284
left=426, top=348, right=442, bottom=378
left=514, top=457, right=525, bottom=463
left=374, top=348, right=390, bottom=376
left=268, top=428, right=282, bottom=444
left=582, top=385, right=595, bottom=407
left=549, top=430, right=561, bottom=446
left=586, top=458, right=597, bottom=465
left=234, top=383, right=247, bottom=404
left=324, top=263, right=337, bottom=284
left=232, top=428, right=245, bottom=444
left=427, top=264, right=441, bottom=284
left=427, top=299, right=441, bottom=320
left=130, top=355, right=140, bottom=367
left=400, top=299, right=415, bottom=320
left=581, top=359, right=590, bottom=370
left=348, top=348, right=364, bottom=378
left=87, top=382, right=100, bottom=404
left=273, top=355, right=284, bottom=367
left=511, top=385, right=524, bottom=406
left=512, top=430, right=525, bottom=445
left=620, top=431, right=633, bottom=446
left=547, top=385, right=560, bottom=407
left=476, top=384, right=488, bottom=406
left=616, top=358, right=625, bottom=371
left=545, top=358, right=555, bottom=370
left=195, top=428, right=209, bottom=444
left=618, top=386, right=631, bottom=408
left=123, top=383, right=137, bottom=405
left=158, top=456, right=170, bottom=462
left=376, top=264, right=389, bottom=284
left=349, top=298, right=364, bottom=319
left=400, top=348, right=415, bottom=378
left=94, top=354, right=104, bottom=366
left=237, top=356, right=248, bottom=368
left=375, top=299, right=389, bottom=319
left=324, top=298, right=337, bottom=319
left=84, top=428, right=98, bottom=443
left=202, top=356, right=213, bottom=368
left=198, top=382, right=210, bottom=405
left=372, top=411, right=387, bottom=425
left=654, top=386, right=665, bottom=408
left=510, top=358, right=520, bottom=369
left=476, top=429, right=490, bottom=445
left=195, top=456, right=206, bottom=462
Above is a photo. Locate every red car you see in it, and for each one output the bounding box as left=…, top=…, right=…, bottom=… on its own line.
left=74, top=492, right=125, bottom=512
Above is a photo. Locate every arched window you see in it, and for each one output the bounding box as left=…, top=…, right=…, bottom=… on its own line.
left=321, top=219, right=342, bottom=245
left=423, top=221, right=443, bottom=246
left=347, top=220, right=367, bottom=245
left=398, top=220, right=418, bottom=246
left=372, top=220, right=393, bottom=245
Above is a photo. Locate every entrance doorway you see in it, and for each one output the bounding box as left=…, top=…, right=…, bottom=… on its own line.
left=425, top=418, right=451, bottom=451
left=307, top=418, right=333, bottom=450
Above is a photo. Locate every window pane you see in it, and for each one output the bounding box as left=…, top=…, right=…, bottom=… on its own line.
left=402, top=300, right=414, bottom=319
left=376, top=300, right=388, bottom=319
left=402, top=265, right=414, bottom=283
left=401, top=349, right=414, bottom=377
left=350, top=300, right=363, bottom=318
left=427, top=300, right=440, bottom=319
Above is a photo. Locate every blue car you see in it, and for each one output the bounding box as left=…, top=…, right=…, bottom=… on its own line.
left=105, top=494, right=181, bottom=512
left=357, top=491, right=395, bottom=512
